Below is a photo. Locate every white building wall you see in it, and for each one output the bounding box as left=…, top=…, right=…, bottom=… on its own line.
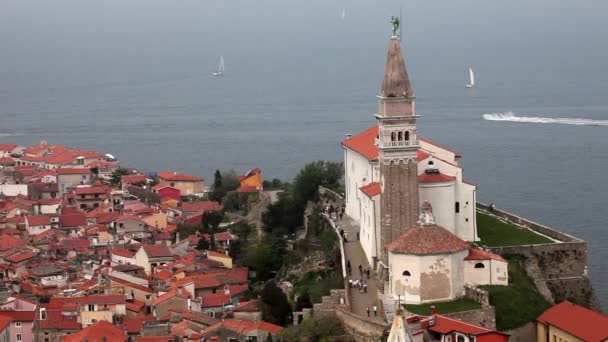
left=344, top=148, right=375, bottom=222
left=0, top=184, right=28, bottom=197
left=359, top=193, right=379, bottom=266
left=464, top=259, right=508, bottom=286
left=420, top=140, right=458, bottom=165
left=418, top=182, right=456, bottom=235
left=455, top=182, right=478, bottom=241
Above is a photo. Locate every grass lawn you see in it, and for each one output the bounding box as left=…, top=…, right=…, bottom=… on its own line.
left=481, top=255, right=552, bottom=331
left=477, top=211, right=553, bottom=247
left=404, top=298, right=481, bottom=316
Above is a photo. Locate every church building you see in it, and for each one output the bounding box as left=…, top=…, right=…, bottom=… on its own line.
left=341, top=35, right=507, bottom=304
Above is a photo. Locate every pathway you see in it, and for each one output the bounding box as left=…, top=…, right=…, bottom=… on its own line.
left=324, top=209, right=386, bottom=324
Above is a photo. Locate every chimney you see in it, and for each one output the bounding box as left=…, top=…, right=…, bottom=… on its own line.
left=430, top=305, right=436, bottom=315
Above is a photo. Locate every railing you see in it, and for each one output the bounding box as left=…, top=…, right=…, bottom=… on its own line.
left=375, top=139, right=420, bottom=149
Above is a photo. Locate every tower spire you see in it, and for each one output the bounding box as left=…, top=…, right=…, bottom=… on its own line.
left=380, top=37, right=415, bottom=106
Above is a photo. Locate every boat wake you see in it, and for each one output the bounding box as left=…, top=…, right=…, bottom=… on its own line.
left=483, top=111, right=608, bottom=126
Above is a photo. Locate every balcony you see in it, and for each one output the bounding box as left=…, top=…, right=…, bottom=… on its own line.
left=375, top=139, right=420, bottom=149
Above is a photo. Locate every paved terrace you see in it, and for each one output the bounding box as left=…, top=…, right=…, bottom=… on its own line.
left=320, top=189, right=386, bottom=324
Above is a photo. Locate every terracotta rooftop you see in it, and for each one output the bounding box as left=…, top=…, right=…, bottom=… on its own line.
left=159, top=171, right=203, bottom=182
left=387, top=225, right=470, bottom=255
left=430, top=315, right=507, bottom=337
left=360, top=182, right=381, bottom=197
left=26, top=215, right=52, bottom=226
left=74, top=186, right=106, bottom=195
left=537, top=301, right=608, bottom=342
left=418, top=171, right=456, bottom=183
left=62, top=320, right=127, bottom=342
left=465, top=248, right=506, bottom=262
left=56, top=167, right=91, bottom=175
left=59, top=214, right=87, bottom=228
left=142, top=244, right=172, bottom=258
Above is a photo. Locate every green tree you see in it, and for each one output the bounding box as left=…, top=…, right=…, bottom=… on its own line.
left=228, top=239, right=246, bottom=262
left=210, top=170, right=226, bottom=202
left=260, top=280, right=292, bottom=326
left=278, top=316, right=345, bottom=342
left=294, top=290, right=312, bottom=311
left=202, top=211, right=224, bottom=232
left=221, top=170, right=241, bottom=192
left=196, top=236, right=210, bottom=251
left=110, top=167, right=130, bottom=187
left=244, top=237, right=287, bottom=281
left=292, top=161, right=343, bottom=207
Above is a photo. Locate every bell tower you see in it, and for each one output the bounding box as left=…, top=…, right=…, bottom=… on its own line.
left=377, top=35, right=420, bottom=266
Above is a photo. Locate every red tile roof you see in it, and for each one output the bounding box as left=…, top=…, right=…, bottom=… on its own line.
left=465, top=248, right=506, bottom=262
left=180, top=201, right=222, bottom=213
left=152, top=182, right=177, bottom=191
left=122, top=317, right=144, bottom=334
left=0, top=157, right=15, bottom=164
left=0, top=316, right=12, bottom=333
left=56, top=167, right=92, bottom=175
left=201, top=293, right=231, bottom=308
left=59, top=214, right=87, bottom=228
left=26, top=215, right=51, bottom=226
left=359, top=182, right=381, bottom=197
left=135, top=337, right=174, bottom=342
left=537, top=301, right=608, bottom=342
left=112, top=248, right=135, bottom=258
left=74, top=186, right=106, bottom=195
left=0, top=234, right=27, bottom=251
left=0, top=310, right=36, bottom=321
left=0, top=144, right=18, bottom=152
left=430, top=315, right=507, bottom=337
left=387, top=225, right=470, bottom=255
left=341, top=125, right=380, bottom=160
left=214, top=231, right=237, bottom=242
left=141, top=244, right=172, bottom=258
left=62, top=320, right=127, bottom=342
left=121, top=174, right=147, bottom=184
left=5, top=251, right=36, bottom=263
left=159, top=171, right=203, bottom=182
left=417, top=172, right=456, bottom=183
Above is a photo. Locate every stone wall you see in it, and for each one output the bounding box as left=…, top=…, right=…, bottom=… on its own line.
left=545, top=276, right=603, bottom=312
left=464, top=285, right=490, bottom=307
left=505, top=322, right=536, bottom=342
left=477, top=203, right=601, bottom=311
left=334, top=307, right=387, bottom=342
left=444, top=307, right=497, bottom=330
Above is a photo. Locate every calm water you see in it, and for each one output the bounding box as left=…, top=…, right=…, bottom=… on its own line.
left=1, top=0, right=607, bottom=309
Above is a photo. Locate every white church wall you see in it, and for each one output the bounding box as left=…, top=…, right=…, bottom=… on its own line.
left=359, top=192, right=379, bottom=266
left=464, top=259, right=508, bottom=286
left=419, top=182, right=456, bottom=235
left=389, top=250, right=468, bottom=304
left=420, top=140, right=458, bottom=165
left=344, top=148, right=375, bottom=222
left=455, top=182, right=478, bottom=241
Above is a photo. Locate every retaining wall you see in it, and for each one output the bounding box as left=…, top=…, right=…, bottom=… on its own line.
left=445, top=307, right=497, bottom=330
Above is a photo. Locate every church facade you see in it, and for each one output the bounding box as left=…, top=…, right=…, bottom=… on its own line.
left=341, top=36, right=507, bottom=304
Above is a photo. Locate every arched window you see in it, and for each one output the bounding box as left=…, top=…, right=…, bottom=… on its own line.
left=475, top=262, right=485, bottom=269
left=391, top=132, right=396, bottom=141
left=402, top=270, right=411, bottom=277
left=397, top=132, right=403, bottom=141
left=457, top=336, right=465, bottom=342
left=428, top=160, right=434, bottom=166
left=404, top=131, right=410, bottom=141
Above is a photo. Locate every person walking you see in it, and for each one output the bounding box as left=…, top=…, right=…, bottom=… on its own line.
left=373, top=305, right=378, bottom=317
left=344, top=231, right=348, bottom=242
left=366, top=306, right=370, bottom=317
left=357, top=231, right=360, bottom=240
left=347, top=260, right=352, bottom=276
left=358, top=265, right=363, bottom=276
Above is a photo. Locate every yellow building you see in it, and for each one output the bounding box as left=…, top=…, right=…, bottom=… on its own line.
left=207, top=250, right=233, bottom=269
left=536, top=301, right=608, bottom=342
left=238, top=168, right=263, bottom=191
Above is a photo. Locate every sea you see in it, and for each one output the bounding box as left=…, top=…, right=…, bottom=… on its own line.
left=1, top=0, right=607, bottom=309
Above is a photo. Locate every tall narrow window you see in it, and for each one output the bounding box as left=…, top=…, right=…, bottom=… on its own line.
left=404, top=131, right=410, bottom=141
left=391, top=132, right=396, bottom=141
left=455, top=201, right=460, bottom=213
left=397, top=132, right=403, bottom=141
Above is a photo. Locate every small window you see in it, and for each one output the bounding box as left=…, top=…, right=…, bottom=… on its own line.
left=475, top=262, right=485, bottom=269
left=404, top=131, right=410, bottom=141
left=145, top=295, right=151, bottom=300
left=465, top=218, right=469, bottom=222
left=88, top=304, right=95, bottom=311
left=428, top=160, right=434, bottom=166
left=397, top=132, right=403, bottom=141
left=455, top=201, right=460, bottom=213
left=17, top=334, right=22, bottom=341
left=15, top=322, right=22, bottom=327
left=457, top=336, right=465, bottom=342
left=402, top=271, right=411, bottom=277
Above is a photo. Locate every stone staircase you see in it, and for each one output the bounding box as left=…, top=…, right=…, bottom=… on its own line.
left=524, top=256, right=555, bottom=304
left=382, top=295, right=398, bottom=324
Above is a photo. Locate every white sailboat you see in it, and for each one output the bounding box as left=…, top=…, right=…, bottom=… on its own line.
left=341, top=8, right=346, bottom=20
left=465, top=67, right=475, bottom=88
left=212, top=56, right=225, bottom=76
